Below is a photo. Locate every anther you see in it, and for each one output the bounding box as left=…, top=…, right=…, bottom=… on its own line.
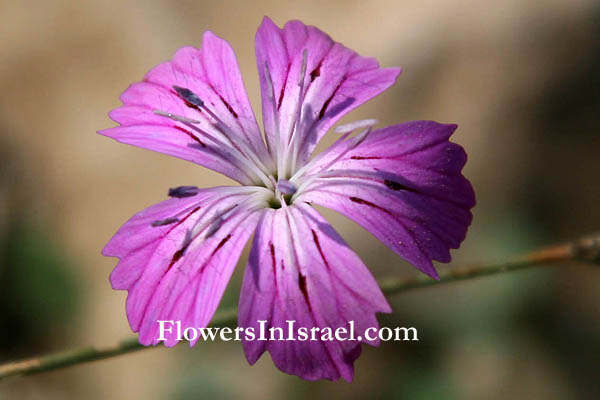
left=204, top=217, right=223, bottom=239
left=334, top=119, right=378, bottom=135
left=264, top=62, right=276, bottom=102
left=352, top=127, right=374, bottom=147
left=151, top=217, right=179, bottom=227
left=181, top=229, right=193, bottom=250
left=298, top=49, right=308, bottom=86
left=153, top=110, right=200, bottom=124
left=168, top=186, right=199, bottom=198
left=172, top=85, right=204, bottom=108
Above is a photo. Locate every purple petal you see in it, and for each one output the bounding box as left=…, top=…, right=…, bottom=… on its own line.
left=99, top=31, right=271, bottom=184
left=255, top=17, right=401, bottom=166
left=103, top=187, right=263, bottom=346
left=98, top=122, right=259, bottom=184
left=297, top=121, right=475, bottom=278
left=238, top=203, right=390, bottom=382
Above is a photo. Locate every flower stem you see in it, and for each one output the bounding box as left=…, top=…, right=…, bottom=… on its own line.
left=1, top=233, right=598, bottom=381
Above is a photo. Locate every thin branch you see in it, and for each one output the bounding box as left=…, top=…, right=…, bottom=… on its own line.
left=0, top=308, right=237, bottom=381
left=1, top=233, right=598, bottom=381
left=381, top=233, right=599, bottom=294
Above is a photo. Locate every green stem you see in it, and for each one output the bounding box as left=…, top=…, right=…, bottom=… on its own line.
left=1, top=233, right=598, bottom=381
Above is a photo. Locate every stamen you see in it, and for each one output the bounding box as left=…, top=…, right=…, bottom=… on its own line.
left=288, top=103, right=312, bottom=174
left=185, top=190, right=270, bottom=248
left=171, top=85, right=274, bottom=181
left=264, top=62, right=284, bottom=176
left=334, top=119, right=378, bottom=135
left=279, top=192, right=289, bottom=209
left=268, top=175, right=278, bottom=188
left=292, top=119, right=379, bottom=182
left=154, top=108, right=274, bottom=189
left=179, top=121, right=271, bottom=187
left=204, top=217, right=223, bottom=239
left=202, top=191, right=265, bottom=239
left=154, top=108, right=228, bottom=148
left=298, top=48, right=308, bottom=86
left=151, top=217, right=179, bottom=227
left=285, top=49, right=309, bottom=177
left=352, top=126, right=374, bottom=146
left=180, top=229, right=194, bottom=254
left=168, top=186, right=199, bottom=198
left=289, top=124, right=377, bottom=201
left=264, top=62, right=276, bottom=103
left=171, top=86, right=228, bottom=131
left=172, top=85, right=204, bottom=108
left=153, top=110, right=200, bottom=124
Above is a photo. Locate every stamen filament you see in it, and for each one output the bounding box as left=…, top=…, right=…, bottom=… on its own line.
left=285, top=49, right=308, bottom=178
left=289, top=125, right=377, bottom=201
left=153, top=110, right=200, bottom=124
left=153, top=109, right=274, bottom=189
left=171, top=86, right=274, bottom=177
left=184, top=124, right=274, bottom=189
left=264, top=62, right=284, bottom=178
left=290, top=121, right=377, bottom=184
left=185, top=190, right=272, bottom=246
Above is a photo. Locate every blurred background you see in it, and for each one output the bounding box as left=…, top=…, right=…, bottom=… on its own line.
left=1, top=0, right=599, bottom=398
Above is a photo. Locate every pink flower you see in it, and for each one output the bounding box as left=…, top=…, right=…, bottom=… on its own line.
left=99, top=17, right=475, bottom=381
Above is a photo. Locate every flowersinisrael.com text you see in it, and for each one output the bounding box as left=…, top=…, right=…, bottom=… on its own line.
left=157, top=320, right=418, bottom=343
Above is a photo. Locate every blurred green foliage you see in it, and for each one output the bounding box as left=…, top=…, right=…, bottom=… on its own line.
left=0, top=218, right=79, bottom=356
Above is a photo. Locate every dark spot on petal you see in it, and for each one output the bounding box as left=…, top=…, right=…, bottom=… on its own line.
left=172, top=248, right=185, bottom=262
left=167, top=247, right=185, bottom=270
left=211, top=234, right=231, bottom=255
left=298, top=273, right=311, bottom=311
left=188, top=143, right=209, bottom=151
left=310, top=63, right=321, bottom=82
left=277, top=86, right=285, bottom=110
left=164, top=206, right=202, bottom=270
left=318, top=78, right=346, bottom=120
left=350, top=155, right=381, bottom=160
left=311, top=229, right=329, bottom=270
left=349, top=196, right=392, bottom=215
left=384, top=179, right=418, bottom=193
left=183, top=100, right=200, bottom=110
left=276, top=63, right=291, bottom=110
left=349, top=196, right=374, bottom=206
left=218, top=94, right=238, bottom=118
left=151, top=217, right=179, bottom=227
left=168, top=186, right=199, bottom=198
left=318, top=91, right=335, bottom=120
left=174, top=126, right=206, bottom=147
left=269, top=242, right=276, bottom=274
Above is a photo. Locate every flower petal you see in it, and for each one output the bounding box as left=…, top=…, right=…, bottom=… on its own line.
left=296, top=121, right=475, bottom=278
left=99, top=31, right=271, bottom=184
left=103, top=187, right=263, bottom=346
left=255, top=17, right=401, bottom=168
left=238, top=203, right=390, bottom=382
